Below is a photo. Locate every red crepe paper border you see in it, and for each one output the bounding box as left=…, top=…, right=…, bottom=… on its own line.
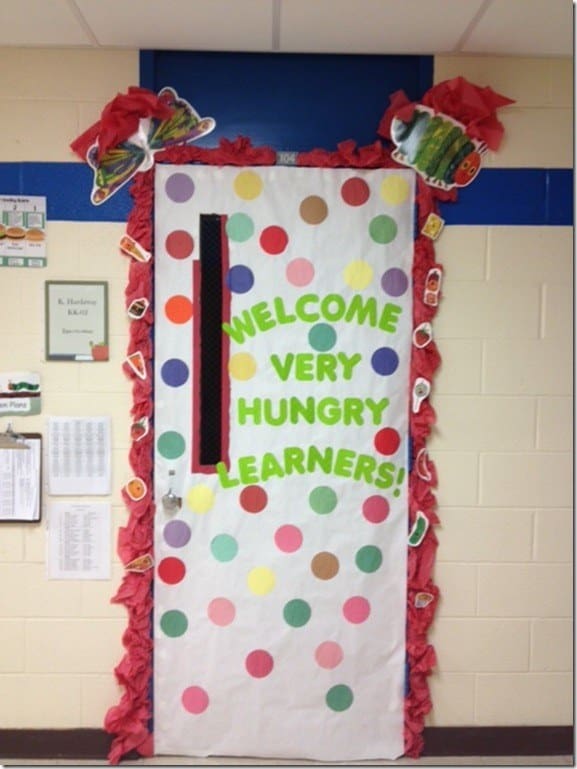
left=105, top=135, right=444, bottom=764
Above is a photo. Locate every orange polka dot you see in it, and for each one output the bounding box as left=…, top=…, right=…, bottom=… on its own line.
left=165, top=295, right=193, bottom=324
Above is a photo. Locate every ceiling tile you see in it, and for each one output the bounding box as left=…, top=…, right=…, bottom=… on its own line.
left=279, top=0, right=486, bottom=54
left=463, top=0, right=573, bottom=56
left=75, top=0, right=275, bottom=50
left=0, top=0, right=92, bottom=46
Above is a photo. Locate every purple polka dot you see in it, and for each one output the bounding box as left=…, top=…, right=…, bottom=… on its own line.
left=381, top=268, right=409, bottom=297
left=226, top=265, right=254, bottom=294
left=165, top=173, right=195, bottom=203
left=164, top=520, right=191, bottom=548
left=161, top=358, right=189, bottom=387
left=371, top=347, right=399, bottom=376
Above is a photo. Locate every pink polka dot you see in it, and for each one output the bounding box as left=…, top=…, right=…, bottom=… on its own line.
left=274, top=524, right=303, bottom=553
left=374, top=427, right=401, bottom=455
left=157, top=557, right=186, bottom=585
left=207, top=597, right=236, bottom=626
left=260, top=225, right=288, bottom=255
left=362, top=495, right=390, bottom=524
left=182, top=685, right=209, bottom=714
left=240, top=485, right=268, bottom=513
left=245, top=649, right=274, bottom=678
left=343, top=596, right=371, bottom=624
left=165, top=230, right=194, bottom=259
left=286, top=258, right=315, bottom=287
left=315, top=641, right=344, bottom=669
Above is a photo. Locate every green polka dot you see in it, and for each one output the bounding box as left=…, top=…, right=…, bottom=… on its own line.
left=210, top=534, right=238, bottom=562
left=157, top=431, right=186, bottom=459
left=369, top=214, right=397, bottom=244
left=326, top=684, right=354, bottom=712
left=283, top=599, right=311, bottom=628
left=308, top=323, right=336, bottom=352
left=160, top=609, right=188, bottom=638
left=309, top=486, right=337, bottom=515
left=226, top=213, right=254, bottom=242
left=355, top=545, right=383, bottom=573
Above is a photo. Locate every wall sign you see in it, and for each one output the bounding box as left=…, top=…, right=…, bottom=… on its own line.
left=45, top=281, right=109, bottom=361
left=0, top=194, right=46, bottom=267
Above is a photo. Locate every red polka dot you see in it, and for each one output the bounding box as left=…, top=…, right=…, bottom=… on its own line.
left=165, top=230, right=194, bottom=259
left=362, top=495, right=390, bottom=524
left=157, top=556, right=186, bottom=584
left=374, top=427, right=401, bottom=455
left=341, top=177, right=370, bottom=206
left=260, top=226, right=288, bottom=255
left=245, top=649, right=274, bottom=678
left=182, top=685, right=209, bottom=714
left=240, top=485, right=268, bottom=513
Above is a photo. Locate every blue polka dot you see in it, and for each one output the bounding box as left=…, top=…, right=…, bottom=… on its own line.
left=226, top=265, right=254, bottom=294
left=371, top=347, right=399, bottom=376
left=161, top=358, right=189, bottom=387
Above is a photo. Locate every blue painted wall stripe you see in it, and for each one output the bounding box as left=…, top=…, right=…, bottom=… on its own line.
left=0, top=163, right=571, bottom=225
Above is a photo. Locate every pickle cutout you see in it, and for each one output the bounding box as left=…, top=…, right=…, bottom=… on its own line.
left=408, top=510, right=429, bottom=547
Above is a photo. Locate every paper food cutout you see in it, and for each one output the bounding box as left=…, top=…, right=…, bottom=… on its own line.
left=412, top=377, right=431, bottom=413
left=408, top=510, right=430, bottom=547
left=414, top=591, right=434, bottom=608
left=415, top=447, right=433, bottom=482
left=424, top=267, right=442, bottom=306
left=125, top=553, right=154, bottom=572
left=412, top=322, right=433, bottom=349
left=127, top=297, right=150, bottom=320
left=391, top=105, right=486, bottom=190
left=125, top=477, right=147, bottom=502
left=120, top=234, right=151, bottom=263
left=125, top=351, right=147, bottom=380
left=421, top=212, right=445, bottom=240
left=130, top=416, right=149, bottom=442
left=87, top=87, right=215, bottom=205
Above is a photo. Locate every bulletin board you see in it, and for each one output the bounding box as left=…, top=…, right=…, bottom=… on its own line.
left=70, top=55, right=511, bottom=764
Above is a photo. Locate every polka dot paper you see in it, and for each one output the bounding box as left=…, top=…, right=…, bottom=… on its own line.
left=153, top=165, right=414, bottom=761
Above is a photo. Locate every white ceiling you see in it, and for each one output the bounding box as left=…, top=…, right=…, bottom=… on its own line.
left=0, top=0, right=573, bottom=57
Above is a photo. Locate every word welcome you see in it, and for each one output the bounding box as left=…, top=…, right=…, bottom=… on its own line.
left=216, top=444, right=403, bottom=490
left=237, top=396, right=389, bottom=426
left=223, top=293, right=403, bottom=345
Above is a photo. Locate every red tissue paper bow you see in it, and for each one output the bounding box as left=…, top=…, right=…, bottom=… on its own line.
left=70, top=86, right=174, bottom=162
left=378, top=76, right=515, bottom=151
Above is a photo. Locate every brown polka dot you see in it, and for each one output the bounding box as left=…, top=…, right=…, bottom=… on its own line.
left=299, top=195, right=328, bottom=225
left=311, top=551, right=339, bottom=580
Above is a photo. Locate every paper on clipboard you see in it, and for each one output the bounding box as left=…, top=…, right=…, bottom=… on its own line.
left=0, top=434, right=42, bottom=521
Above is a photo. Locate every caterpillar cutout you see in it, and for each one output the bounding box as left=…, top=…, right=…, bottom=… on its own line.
left=391, top=105, right=486, bottom=190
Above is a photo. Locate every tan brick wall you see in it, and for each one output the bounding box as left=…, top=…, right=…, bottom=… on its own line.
left=0, top=49, right=572, bottom=732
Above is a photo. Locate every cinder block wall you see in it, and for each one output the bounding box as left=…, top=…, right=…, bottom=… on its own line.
left=429, top=55, right=573, bottom=726
left=0, top=49, right=572, bottom=731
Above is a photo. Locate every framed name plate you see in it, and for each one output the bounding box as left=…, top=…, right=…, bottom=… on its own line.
left=45, top=281, right=109, bottom=362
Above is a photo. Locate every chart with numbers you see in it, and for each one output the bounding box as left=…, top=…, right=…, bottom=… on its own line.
left=0, top=195, right=46, bottom=267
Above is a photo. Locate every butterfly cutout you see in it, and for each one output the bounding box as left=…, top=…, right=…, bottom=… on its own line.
left=87, top=87, right=215, bottom=205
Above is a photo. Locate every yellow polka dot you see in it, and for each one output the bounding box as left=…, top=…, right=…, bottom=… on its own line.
left=344, top=260, right=373, bottom=290
left=247, top=566, right=276, bottom=595
left=229, top=352, right=257, bottom=380
left=380, top=175, right=410, bottom=205
left=187, top=484, right=215, bottom=514
left=233, top=171, right=263, bottom=201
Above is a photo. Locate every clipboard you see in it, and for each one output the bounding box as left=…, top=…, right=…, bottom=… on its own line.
left=0, top=431, right=42, bottom=522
